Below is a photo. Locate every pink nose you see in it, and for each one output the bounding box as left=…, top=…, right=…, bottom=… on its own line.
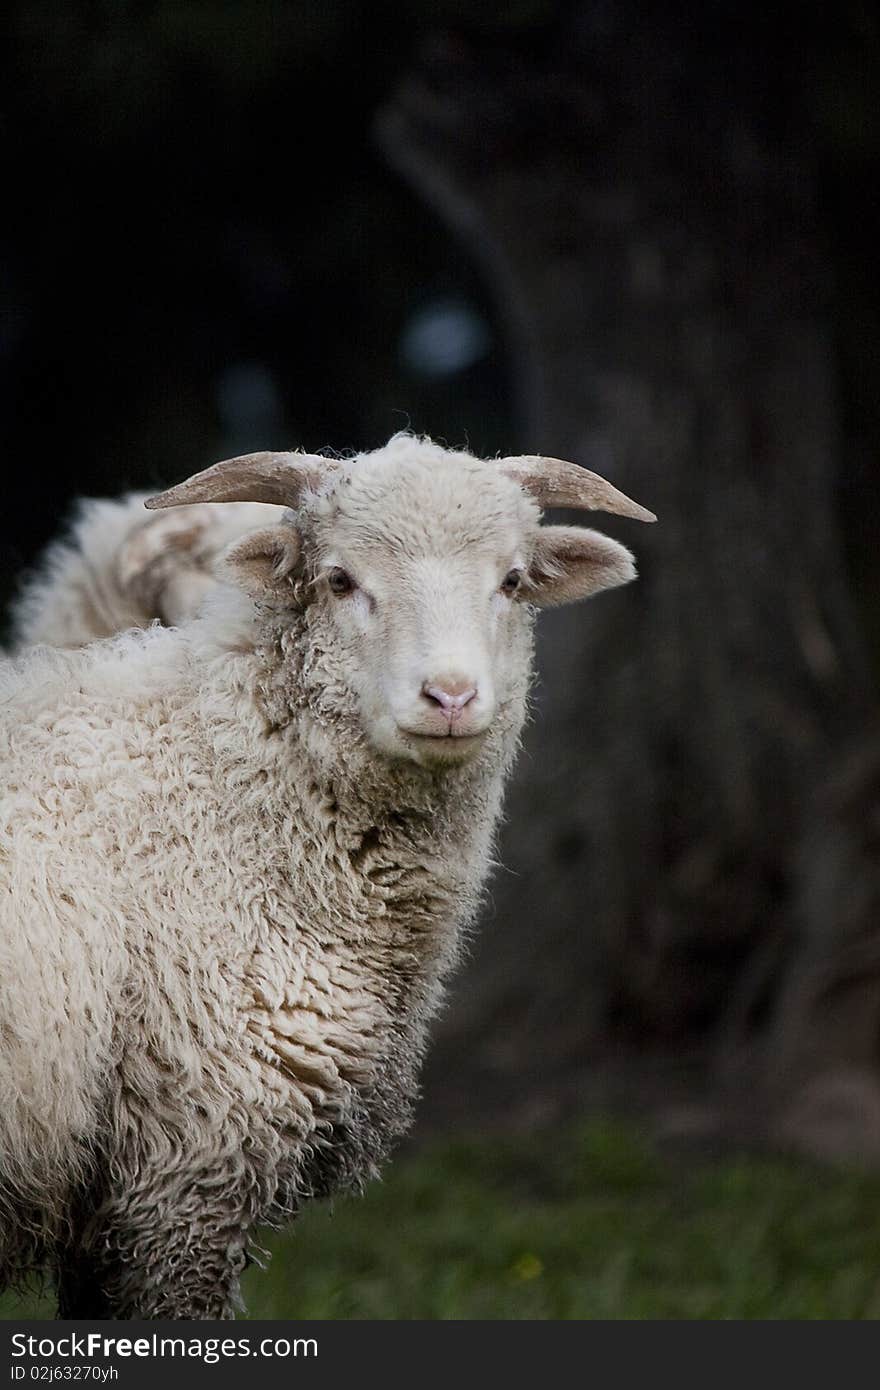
left=421, top=680, right=478, bottom=717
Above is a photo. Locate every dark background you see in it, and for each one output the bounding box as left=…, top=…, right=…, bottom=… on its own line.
left=0, top=0, right=521, bottom=609
left=2, top=0, right=880, bottom=1160
left=2, top=3, right=876, bottom=621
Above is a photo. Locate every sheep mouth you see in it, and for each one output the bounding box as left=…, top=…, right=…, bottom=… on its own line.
left=397, top=727, right=489, bottom=761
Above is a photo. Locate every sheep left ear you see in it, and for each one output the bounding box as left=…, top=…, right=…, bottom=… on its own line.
left=526, top=526, right=637, bottom=608
left=222, top=524, right=302, bottom=602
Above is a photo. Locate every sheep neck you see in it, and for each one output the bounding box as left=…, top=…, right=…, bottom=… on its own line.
left=200, top=603, right=532, bottom=963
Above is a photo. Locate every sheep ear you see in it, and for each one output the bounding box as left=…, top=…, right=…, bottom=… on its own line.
left=526, top=526, right=637, bottom=608
left=223, top=524, right=302, bottom=601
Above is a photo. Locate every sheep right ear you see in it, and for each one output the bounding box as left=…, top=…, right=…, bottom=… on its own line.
left=223, top=524, right=302, bottom=602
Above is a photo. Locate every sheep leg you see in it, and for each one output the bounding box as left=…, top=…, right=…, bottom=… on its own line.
left=56, top=1164, right=261, bottom=1320
left=56, top=1230, right=247, bottom=1320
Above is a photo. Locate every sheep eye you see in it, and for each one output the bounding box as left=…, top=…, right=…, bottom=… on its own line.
left=327, top=568, right=356, bottom=596
left=500, top=569, right=522, bottom=596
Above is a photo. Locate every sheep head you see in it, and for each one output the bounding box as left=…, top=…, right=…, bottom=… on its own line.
left=146, top=435, right=654, bottom=769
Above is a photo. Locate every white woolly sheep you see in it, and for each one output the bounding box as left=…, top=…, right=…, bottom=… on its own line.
left=9, top=493, right=284, bottom=652
left=0, top=433, right=654, bottom=1318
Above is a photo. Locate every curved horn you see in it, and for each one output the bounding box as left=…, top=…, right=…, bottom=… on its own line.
left=499, top=455, right=656, bottom=522
left=144, top=451, right=340, bottom=511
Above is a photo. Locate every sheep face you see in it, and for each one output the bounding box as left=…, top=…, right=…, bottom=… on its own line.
left=304, top=452, right=537, bottom=768
left=221, top=438, right=640, bottom=772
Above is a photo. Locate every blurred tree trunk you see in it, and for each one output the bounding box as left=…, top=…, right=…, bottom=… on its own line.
left=377, top=6, right=880, bottom=1155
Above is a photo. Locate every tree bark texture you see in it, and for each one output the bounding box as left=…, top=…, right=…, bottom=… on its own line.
left=377, top=8, right=880, bottom=1155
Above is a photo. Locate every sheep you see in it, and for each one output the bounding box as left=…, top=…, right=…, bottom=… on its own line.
left=9, top=493, right=284, bottom=652
left=0, top=433, right=654, bottom=1319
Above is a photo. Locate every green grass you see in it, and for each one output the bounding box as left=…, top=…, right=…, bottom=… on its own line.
left=4, top=1120, right=880, bottom=1319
